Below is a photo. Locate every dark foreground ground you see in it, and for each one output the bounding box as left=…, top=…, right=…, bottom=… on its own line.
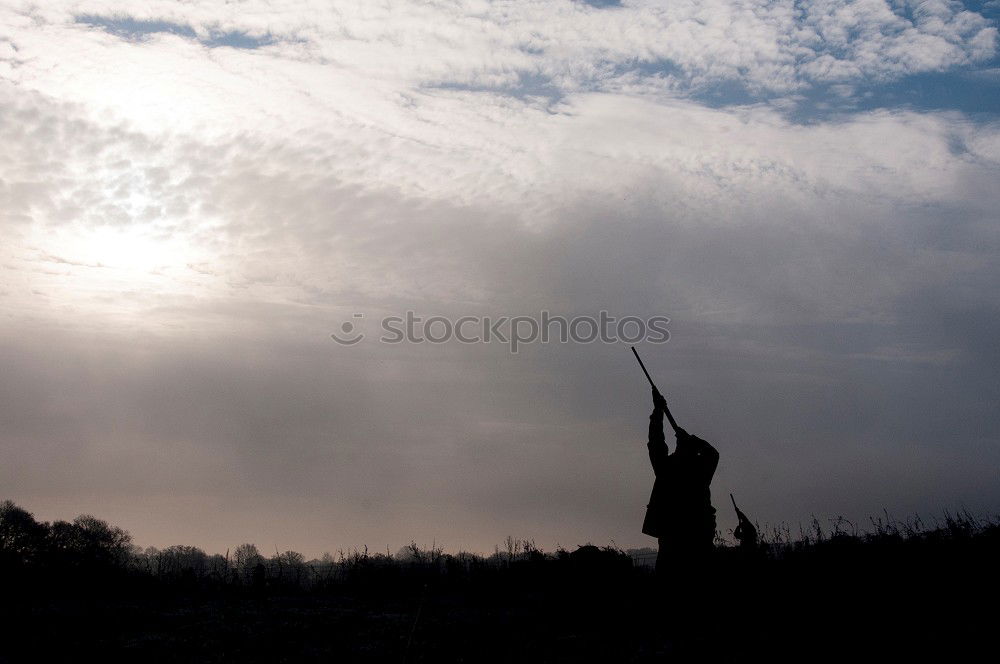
left=4, top=537, right=997, bottom=663
left=2, top=505, right=998, bottom=662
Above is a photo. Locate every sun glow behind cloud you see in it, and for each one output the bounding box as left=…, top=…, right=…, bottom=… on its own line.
left=11, top=220, right=212, bottom=325
left=50, top=223, right=191, bottom=273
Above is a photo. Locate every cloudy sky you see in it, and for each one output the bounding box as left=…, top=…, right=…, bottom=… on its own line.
left=2, top=0, right=999, bottom=556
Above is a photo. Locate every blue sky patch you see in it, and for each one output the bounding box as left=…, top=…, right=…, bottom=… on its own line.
left=685, top=61, right=1000, bottom=124
left=76, top=15, right=275, bottom=50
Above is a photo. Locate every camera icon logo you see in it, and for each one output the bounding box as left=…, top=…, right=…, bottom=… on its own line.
left=330, top=313, right=365, bottom=345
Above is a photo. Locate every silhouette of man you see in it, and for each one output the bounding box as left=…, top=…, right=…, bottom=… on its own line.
left=643, top=388, right=719, bottom=573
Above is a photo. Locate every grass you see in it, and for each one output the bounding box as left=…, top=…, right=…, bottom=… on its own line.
left=2, top=500, right=998, bottom=662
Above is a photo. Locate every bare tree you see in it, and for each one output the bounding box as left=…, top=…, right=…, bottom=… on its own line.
left=233, top=543, right=263, bottom=581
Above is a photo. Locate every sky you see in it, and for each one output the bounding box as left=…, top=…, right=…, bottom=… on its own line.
left=1, top=0, right=999, bottom=557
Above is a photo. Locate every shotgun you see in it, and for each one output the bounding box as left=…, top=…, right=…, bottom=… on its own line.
left=731, top=493, right=758, bottom=546
left=631, top=346, right=679, bottom=432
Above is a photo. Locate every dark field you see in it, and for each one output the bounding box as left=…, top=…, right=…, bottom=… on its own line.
left=2, top=503, right=997, bottom=662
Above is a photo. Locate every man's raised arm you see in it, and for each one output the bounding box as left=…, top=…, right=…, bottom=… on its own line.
left=647, top=388, right=669, bottom=475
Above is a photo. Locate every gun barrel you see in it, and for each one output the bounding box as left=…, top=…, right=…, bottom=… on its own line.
left=632, top=346, right=680, bottom=432
left=631, top=346, right=657, bottom=390
left=730, top=493, right=739, bottom=512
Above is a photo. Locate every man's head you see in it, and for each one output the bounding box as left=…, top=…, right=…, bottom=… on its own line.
left=673, top=427, right=692, bottom=452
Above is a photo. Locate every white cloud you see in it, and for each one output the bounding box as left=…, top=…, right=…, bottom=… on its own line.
left=1, top=0, right=999, bottom=552
left=3, top=76, right=998, bottom=330
left=1, top=1, right=995, bottom=109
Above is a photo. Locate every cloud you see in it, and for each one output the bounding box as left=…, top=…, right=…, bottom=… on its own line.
left=1, top=0, right=996, bottom=114
left=1, top=2, right=999, bottom=554
left=5, top=78, right=997, bottom=321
